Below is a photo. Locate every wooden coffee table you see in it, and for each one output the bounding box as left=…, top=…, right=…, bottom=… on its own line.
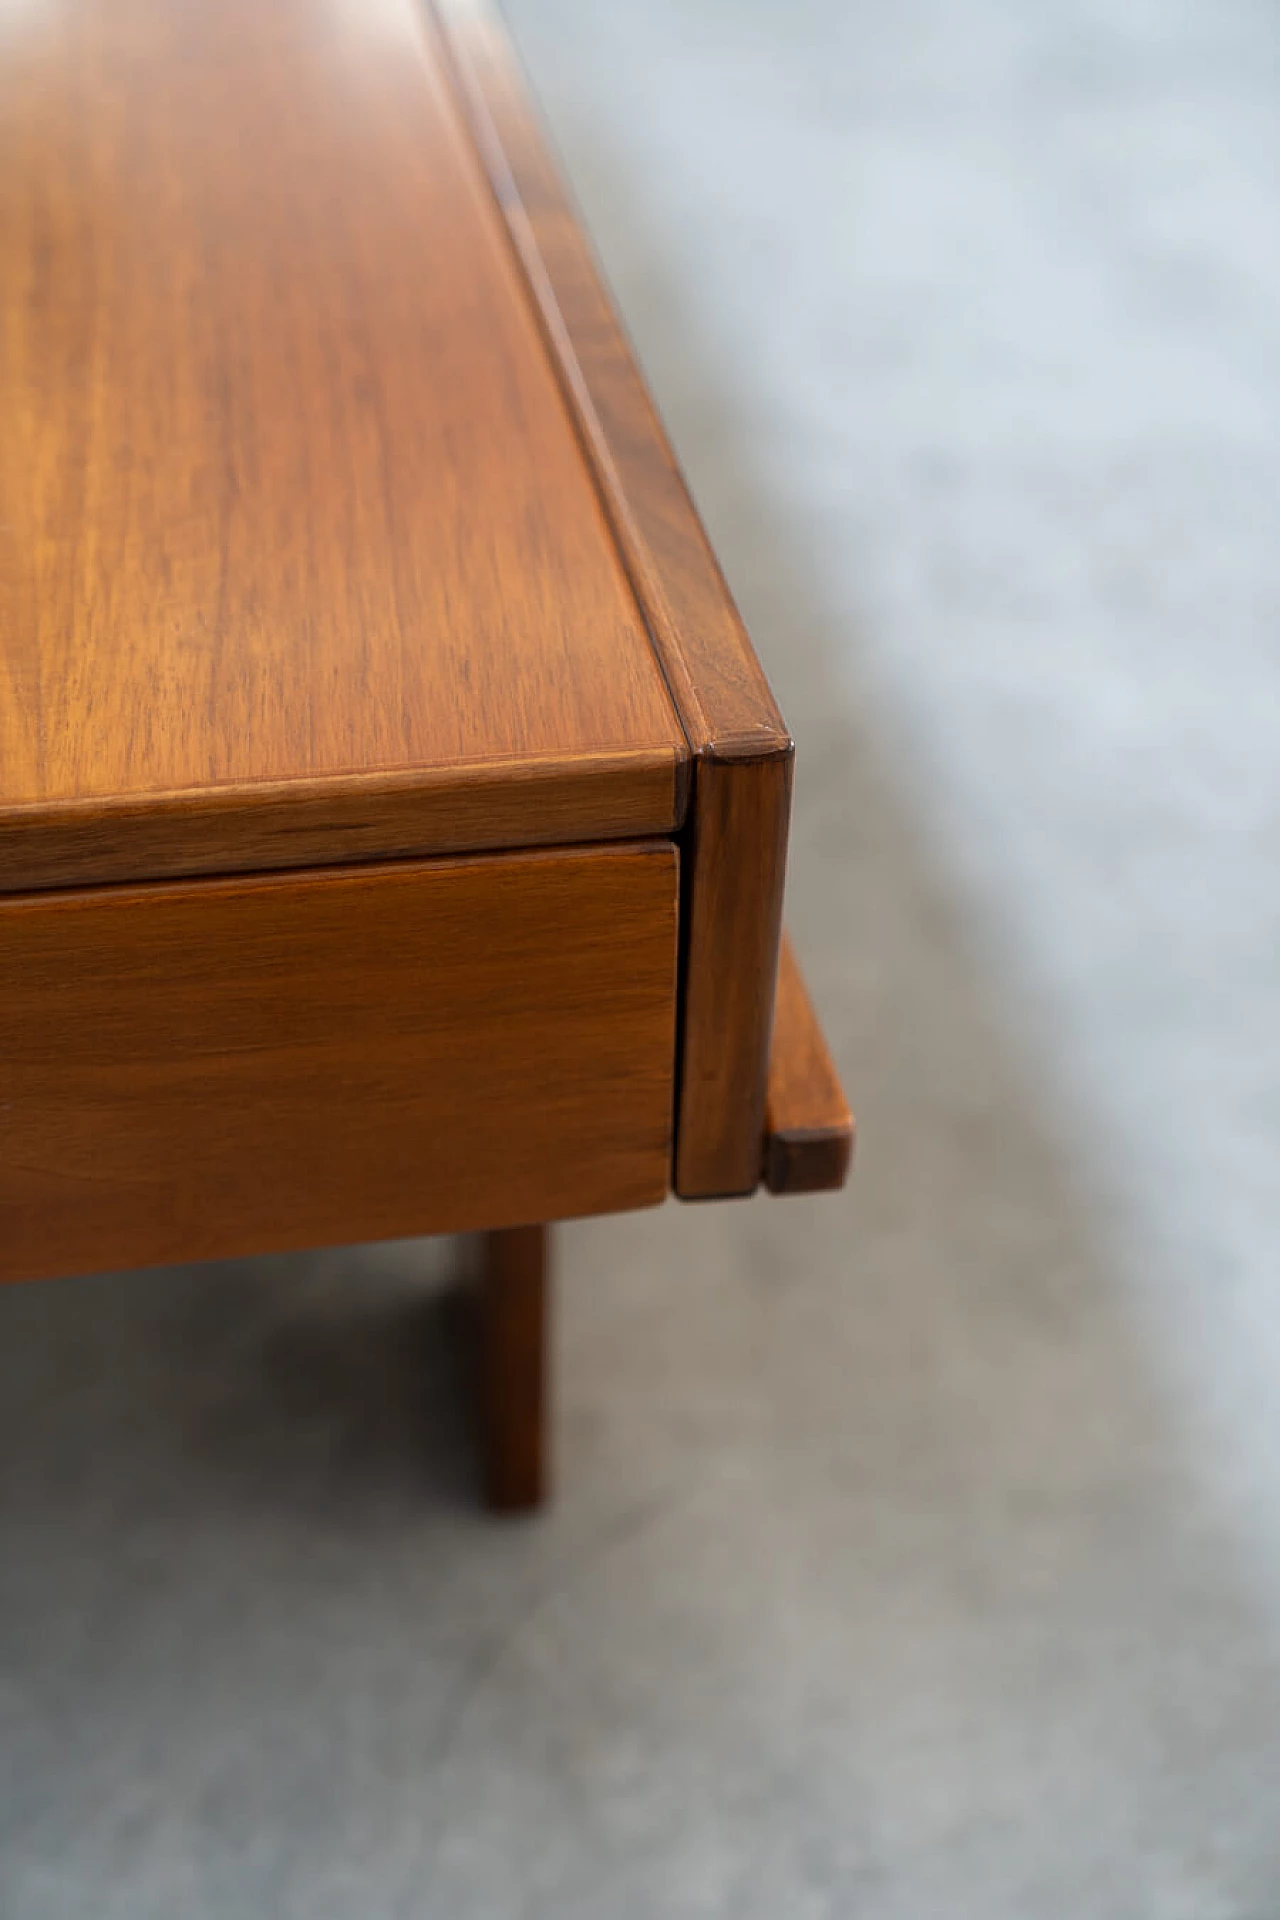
left=0, top=0, right=851, bottom=1509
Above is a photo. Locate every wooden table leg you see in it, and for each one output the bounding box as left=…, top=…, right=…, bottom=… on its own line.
left=479, top=1223, right=549, bottom=1512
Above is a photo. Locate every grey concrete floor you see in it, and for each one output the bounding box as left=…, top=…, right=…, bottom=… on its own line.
left=4, top=0, right=1280, bottom=1913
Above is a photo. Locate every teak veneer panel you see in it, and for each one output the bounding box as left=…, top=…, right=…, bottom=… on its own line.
left=0, top=0, right=687, bottom=889
left=433, top=0, right=793, bottom=1197
left=0, top=844, right=678, bottom=1285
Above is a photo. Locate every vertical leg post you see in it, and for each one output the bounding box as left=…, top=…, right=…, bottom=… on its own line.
left=479, top=1223, right=549, bottom=1512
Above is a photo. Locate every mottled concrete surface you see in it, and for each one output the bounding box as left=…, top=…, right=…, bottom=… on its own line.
left=4, top=0, right=1280, bottom=1913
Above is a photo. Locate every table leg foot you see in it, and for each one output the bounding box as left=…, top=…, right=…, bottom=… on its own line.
left=479, top=1223, right=549, bottom=1512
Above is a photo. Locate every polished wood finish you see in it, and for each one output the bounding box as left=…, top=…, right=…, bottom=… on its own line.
left=433, top=0, right=793, bottom=1198
left=0, top=0, right=687, bottom=892
left=0, top=753, right=683, bottom=897
left=0, top=845, right=678, bottom=1285
left=678, top=750, right=793, bottom=1195
left=0, top=0, right=850, bottom=1520
left=480, top=1225, right=549, bottom=1512
left=763, top=936, right=854, bottom=1196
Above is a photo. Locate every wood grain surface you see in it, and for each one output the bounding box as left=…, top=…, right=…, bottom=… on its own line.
left=763, top=935, right=854, bottom=1195
left=0, top=843, right=678, bottom=1285
left=480, top=1224, right=550, bottom=1512
left=0, top=0, right=687, bottom=889
left=433, top=0, right=794, bottom=1197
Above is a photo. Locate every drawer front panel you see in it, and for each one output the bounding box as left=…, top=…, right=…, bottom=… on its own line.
left=0, top=843, right=677, bottom=1283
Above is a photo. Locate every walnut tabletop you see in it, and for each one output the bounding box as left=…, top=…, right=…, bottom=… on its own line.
left=0, top=0, right=687, bottom=892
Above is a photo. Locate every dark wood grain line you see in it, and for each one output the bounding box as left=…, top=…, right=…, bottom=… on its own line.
left=431, top=0, right=794, bottom=1195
